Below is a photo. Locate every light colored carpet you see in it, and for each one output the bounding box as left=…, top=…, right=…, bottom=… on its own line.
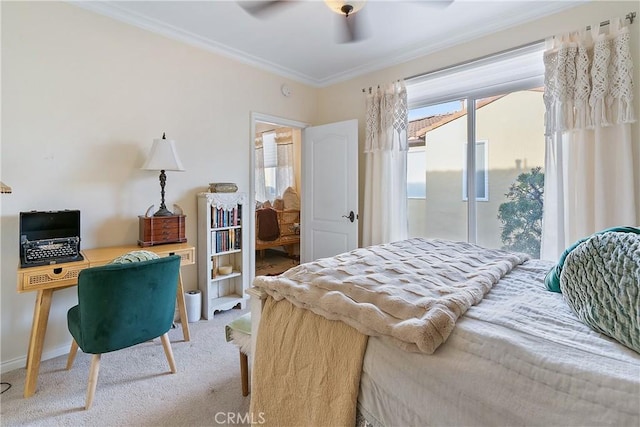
left=0, top=309, right=250, bottom=427
left=255, top=249, right=298, bottom=276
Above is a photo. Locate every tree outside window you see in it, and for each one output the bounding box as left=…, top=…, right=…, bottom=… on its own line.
left=497, top=167, right=544, bottom=258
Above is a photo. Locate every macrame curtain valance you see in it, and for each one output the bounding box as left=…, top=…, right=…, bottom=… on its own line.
left=365, top=81, right=408, bottom=153
left=274, top=128, right=293, bottom=146
left=255, top=128, right=292, bottom=149
left=543, top=17, right=635, bottom=136
left=540, top=14, right=637, bottom=261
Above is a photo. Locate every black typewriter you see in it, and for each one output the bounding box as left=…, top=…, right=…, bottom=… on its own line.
left=20, top=210, right=84, bottom=268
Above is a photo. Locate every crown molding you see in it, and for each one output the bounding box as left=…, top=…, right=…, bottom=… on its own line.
left=70, top=1, right=321, bottom=86
left=70, top=1, right=582, bottom=88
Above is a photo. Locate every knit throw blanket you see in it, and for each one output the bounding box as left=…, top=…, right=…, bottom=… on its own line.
left=253, top=238, right=529, bottom=354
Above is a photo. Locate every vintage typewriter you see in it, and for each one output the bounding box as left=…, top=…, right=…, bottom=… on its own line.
left=20, top=210, right=84, bottom=268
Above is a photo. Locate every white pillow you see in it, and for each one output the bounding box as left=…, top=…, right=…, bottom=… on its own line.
left=283, top=186, right=300, bottom=210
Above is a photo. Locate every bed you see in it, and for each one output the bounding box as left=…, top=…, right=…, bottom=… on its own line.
left=248, top=236, right=640, bottom=426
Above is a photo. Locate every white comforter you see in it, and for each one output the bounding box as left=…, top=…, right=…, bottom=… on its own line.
left=253, top=238, right=528, bottom=353
left=358, top=259, right=640, bottom=426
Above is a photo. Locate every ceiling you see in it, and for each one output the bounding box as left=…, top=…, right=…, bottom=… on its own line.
left=74, top=1, right=583, bottom=87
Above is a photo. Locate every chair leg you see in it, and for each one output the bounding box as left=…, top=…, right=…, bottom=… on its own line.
left=85, top=354, right=101, bottom=410
left=240, top=350, right=249, bottom=396
left=160, top=333, right=177, bottom=374
left=66, top=339, right=79, bottom=370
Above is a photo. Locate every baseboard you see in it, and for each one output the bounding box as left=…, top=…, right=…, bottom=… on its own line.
left=1, top=343, right=71, bottom=374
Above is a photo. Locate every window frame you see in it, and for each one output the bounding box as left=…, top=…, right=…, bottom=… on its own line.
left=406, top=42, right=545, bottom=244
left=462, top=140, right=489, bottom=202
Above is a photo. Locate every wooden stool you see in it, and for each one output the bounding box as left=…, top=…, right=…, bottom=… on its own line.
left=225, top=312, right=251, bottom=396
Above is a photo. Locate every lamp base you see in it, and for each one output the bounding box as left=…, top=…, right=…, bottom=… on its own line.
left=153, top=207, right=174, bottom=216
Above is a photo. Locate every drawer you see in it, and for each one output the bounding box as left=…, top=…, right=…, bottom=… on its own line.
left=17, top=261, right=89, bottom=293
left=169, top=248, right=195, bottom=266
left=150, top=222, right=182, bottom=232
left=149, top=228, right=181, bottom=240
left=151, top=246, right=195, bottom=266
left=138, top=215, right=186, bottom=247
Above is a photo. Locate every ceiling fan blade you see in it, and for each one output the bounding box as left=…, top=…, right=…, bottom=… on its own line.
left=238, top=1, right=290, bottom=18
left=414, top=0, right=454, bottom=9
left=339, top=10, right=366, bottom=44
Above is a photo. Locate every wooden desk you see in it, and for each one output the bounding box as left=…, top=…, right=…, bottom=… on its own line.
left=16, top=243, right=195, bottom=398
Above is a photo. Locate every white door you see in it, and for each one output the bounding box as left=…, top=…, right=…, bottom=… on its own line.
left=301, top=119, right=358, bottom=263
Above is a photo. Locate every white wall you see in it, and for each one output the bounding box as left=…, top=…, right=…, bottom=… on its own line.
left=316, top=1, right=640, bottom=241
left=0, top=2, right=318, bottom=372
left=2, top=0, right=639, bottom=372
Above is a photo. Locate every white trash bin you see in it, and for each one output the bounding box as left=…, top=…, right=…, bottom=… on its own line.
left=185, top=290, right=202, bottom=323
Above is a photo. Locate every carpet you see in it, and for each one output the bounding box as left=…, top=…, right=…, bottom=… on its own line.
left=255, top=249, right=298, bottom=277
left=0, top=309, right=250, bottom=427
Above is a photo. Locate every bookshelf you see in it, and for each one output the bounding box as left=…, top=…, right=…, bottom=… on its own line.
left=197, top=191, right=247, bottom=319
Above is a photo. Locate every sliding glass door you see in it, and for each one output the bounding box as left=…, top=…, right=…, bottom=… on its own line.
left=474, top=90, right=545, bottom=257
left=405, top=41, right=546, bottom=257
left=407, top=99, right=467, bottom=242
left=407, top=89, right=545, bottom=258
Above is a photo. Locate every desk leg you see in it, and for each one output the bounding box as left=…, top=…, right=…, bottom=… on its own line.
left=24, top=289, right=53, bottom=398
left=175, top=271, right=191, bottom=342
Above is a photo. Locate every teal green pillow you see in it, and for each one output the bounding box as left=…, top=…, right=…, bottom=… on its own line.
left=110, top=250, right=160, bottom=264
left=545, top=226, right=640, bottom=293
left=560, top=232, right=640, bottom=353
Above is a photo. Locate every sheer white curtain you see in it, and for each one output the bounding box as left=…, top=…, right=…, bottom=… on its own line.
left=541, top=17, right=637, bottom=260
left=255, top=129, right=295, bottom=204
left=362, top=81, right=409, bottom=246
left=274, top=127, right=294, bottom=197
left=255, top=135, right=268, bottom=203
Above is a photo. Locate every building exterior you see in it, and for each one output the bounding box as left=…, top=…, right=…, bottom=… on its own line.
left=407, top=90, right=545, bottom=251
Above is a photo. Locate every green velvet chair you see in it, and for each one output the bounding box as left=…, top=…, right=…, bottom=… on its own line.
left=66, top=255, right=181, bottom=409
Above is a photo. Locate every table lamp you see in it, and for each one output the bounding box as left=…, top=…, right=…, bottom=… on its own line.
left=0, top=181, right=12, bottom=194
left=142, top=133, right=185, bottom=216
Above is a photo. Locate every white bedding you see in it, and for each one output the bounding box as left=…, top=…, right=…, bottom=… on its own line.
left=358, top=259, right=640, bottom=426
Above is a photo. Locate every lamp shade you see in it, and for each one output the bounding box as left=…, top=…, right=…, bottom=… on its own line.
left=142, top=137, right=185, bottom=171
left=324, top=0, right=365, bottom=14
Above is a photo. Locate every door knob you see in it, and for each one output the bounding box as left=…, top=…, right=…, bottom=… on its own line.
left=342, top=211, right=355, bottom=223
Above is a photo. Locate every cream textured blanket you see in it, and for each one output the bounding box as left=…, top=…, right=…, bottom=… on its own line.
left=253, top=238, right=529, bottom=354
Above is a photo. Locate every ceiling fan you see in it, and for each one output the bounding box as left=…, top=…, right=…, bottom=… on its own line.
left=239, top=0, right=367, bottom=43
left=239, top=0, right=454, bottom=44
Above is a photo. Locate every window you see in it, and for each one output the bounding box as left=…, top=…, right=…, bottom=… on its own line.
left=462, top=140, right=488, bottom=201
left=407, top=147, right=426, bottom=199
left=406, top=42, right=546, bottom=258
left=262, top=131, right=278, bottom=201
left=255, top=129, right=295, bottom=203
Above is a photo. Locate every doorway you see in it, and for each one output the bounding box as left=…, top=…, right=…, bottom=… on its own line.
left=249, top=113, right=307, bottom=284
